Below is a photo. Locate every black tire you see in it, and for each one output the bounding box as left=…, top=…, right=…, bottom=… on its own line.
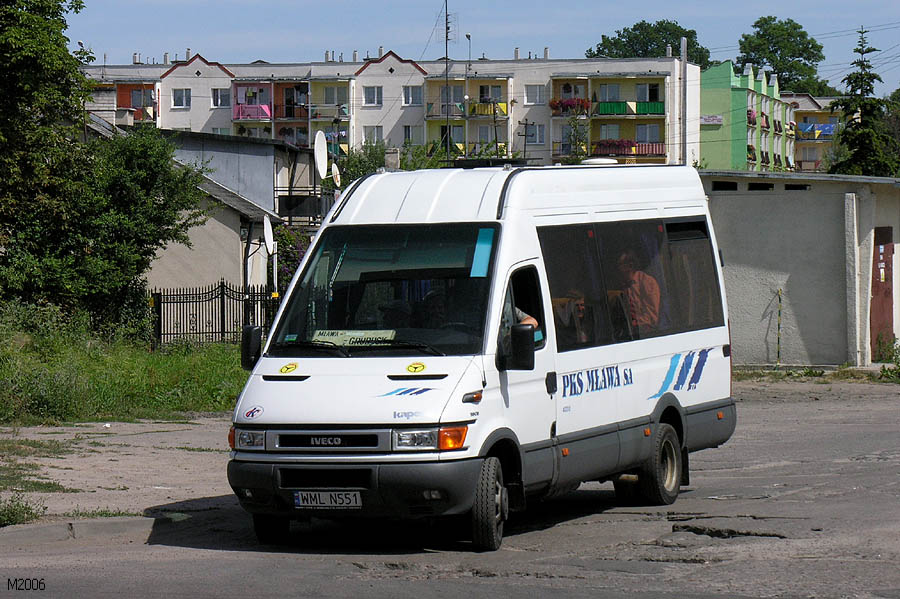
left=252, top=513, right=290, bottom=545
left=471, top=457, right=508, bottom=551
left=637, top=423, right=682, bottom=505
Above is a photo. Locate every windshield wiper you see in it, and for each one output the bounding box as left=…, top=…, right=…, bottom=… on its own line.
left=359, top=339, right=446, bottom=356
left=271, top=339, right=350, bottom=357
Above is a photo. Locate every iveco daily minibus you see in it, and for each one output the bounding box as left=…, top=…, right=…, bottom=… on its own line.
left=228, top=164, right=736, bottom=550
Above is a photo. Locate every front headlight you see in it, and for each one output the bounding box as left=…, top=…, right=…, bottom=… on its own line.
left=236, top=430, right=265, bottom=450
left=392, top=426, right=467, bottom=451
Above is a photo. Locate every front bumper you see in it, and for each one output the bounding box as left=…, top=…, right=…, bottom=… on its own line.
left=227, top=458, right=484, bottom=520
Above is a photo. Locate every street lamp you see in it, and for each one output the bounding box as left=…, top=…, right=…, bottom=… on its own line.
left=465, top=33, right=471, bottom=158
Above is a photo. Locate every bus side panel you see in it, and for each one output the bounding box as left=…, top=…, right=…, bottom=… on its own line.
left=684, top=399, right=737, bottom=452
left=554, top=424, right=619, bottom=488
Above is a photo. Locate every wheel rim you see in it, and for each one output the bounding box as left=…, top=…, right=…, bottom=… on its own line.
left=493, top=478, right=503, bottom=525
left=661, top=438, right=678, bottom=492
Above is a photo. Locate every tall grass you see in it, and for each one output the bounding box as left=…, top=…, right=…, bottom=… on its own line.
left=0, top=301, right=247, bottom=424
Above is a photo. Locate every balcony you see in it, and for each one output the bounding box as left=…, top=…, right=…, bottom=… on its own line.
left=233, top=104, right=272, bottom=120
left=797, top=159, right=822, bottom=171
left=551, top=141, right=589, bottom=156
left=592, top=101, right=627, bottom=116
left=274, top=104, right=309, bottom=120
left=550, top=98, right=591, bottom=116
left=635, top=101, right=665, bottom=115
left=309, top=104, right=349, bottom=120
left=469, top=102, right=508, bottom=117
left=591, top=139, right=665, bottom=157
left=797, top=123, right=838, bottom=141
left=426, top=103, right=466, bottom=118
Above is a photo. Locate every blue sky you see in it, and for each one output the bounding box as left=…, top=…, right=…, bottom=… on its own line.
left=66, top=0, right=900, bottom=96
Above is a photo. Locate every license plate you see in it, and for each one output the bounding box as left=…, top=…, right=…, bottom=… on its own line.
left=293, top=490, right=362, bottom=509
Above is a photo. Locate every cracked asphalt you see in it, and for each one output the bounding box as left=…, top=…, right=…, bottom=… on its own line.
left=1, top=379, right=899, bottom=599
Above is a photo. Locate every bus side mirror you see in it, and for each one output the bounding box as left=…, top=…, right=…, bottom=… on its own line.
left=506, top=324, right=535, bottom=371
left=241, top=325, right=262, bottom=371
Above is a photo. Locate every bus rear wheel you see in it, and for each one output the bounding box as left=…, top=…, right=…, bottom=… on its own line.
left=637, top=423, right=682, bottom=505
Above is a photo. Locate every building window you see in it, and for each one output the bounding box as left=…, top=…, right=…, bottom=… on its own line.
left=441, top=85, right=464, bottom=104
left=172, top=88, right=191, bottom=108
left=524, top=123, right=545, bottom=145
left=560, top=82, right=586, bottom=99
left=212, top=88, right=230, bottom=107
left=403, top=125, right=423, bottom=145
left=479, top=84, right=502, bottom=103
left=212, top=127, right=231, bottom=135
left=324, top=86, right=348, bottom=105
left=636, top=124, right=660, bottom=143
left=598, top=123, right=620, bottom=139
left=363, top=86, right=383, bottom=106
left=130, top=89, right=154, bottom=108
left=801, top=146, right=818, bottom=161
left=525, top=84, right=545, bottom=105
left=363, top=125, right=383, bottom=143
left=597, top=84, right=619, bottom=102
left=478, top=125, right=491, bottom=143
left=402, top=85, right=423, bottom=106
left=636, top=83, right=660, bottom=102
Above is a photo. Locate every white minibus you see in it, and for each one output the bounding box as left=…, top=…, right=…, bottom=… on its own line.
left=228, top=164, right=736, bottom=550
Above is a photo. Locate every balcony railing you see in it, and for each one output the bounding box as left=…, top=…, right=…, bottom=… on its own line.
left=635, top=101, right=665, bottom=115
left=426, top=103, right=466, bottom=117
left=551, top=141, right=589, bottom=156
left=591, top=140, right=665, bottom=156
left=274, top=104, right=309, bottom=120
left=309, top=104, right=350, bottom=119
left=469, top=102, right=508, bottom=117
left=797, top=123, right=838, bottom=140
left=233, top=104, right=272, bottom=120
left=592, top=101, right=627, bottom=116
left=550, top=98, right=591, bottom=116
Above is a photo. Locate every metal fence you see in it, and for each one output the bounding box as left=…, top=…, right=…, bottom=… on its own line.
left=150, top=281, right=279, bottom=345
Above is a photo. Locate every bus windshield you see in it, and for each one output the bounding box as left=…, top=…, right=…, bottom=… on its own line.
left=268, top=223, right=498, bottom=357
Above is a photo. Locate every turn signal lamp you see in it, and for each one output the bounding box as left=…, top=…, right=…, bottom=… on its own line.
left=438, top=426, right=468, bottom=450
left=228, top=426, right=235, bottom=449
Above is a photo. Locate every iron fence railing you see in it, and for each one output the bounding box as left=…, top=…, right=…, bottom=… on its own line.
left=150, top=281, right=279, bottom=345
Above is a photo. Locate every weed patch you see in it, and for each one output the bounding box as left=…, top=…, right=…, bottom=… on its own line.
left=63, top=507, right=140, bottom=519
left=0, top=493, right=46, bottom=527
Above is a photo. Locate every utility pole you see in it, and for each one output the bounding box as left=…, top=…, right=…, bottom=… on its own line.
left=517, top=118, right=533, bottom=163
left=444, top=0, right=450, bottom=158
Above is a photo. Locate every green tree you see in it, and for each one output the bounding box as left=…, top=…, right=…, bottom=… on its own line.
left=736, top=16, right=832, bottom=93
left=828, top=29, right=900, bottom=177
left=586, top=20, right=712, bottom=69
left=0, top=1, right=209, bottom=328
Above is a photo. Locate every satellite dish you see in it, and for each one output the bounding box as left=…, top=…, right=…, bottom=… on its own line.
left=263, top=216, right=274, bottom=255
left=332, top=163, right=341, bottom=188
left=313, top=131, right=328, bottom=180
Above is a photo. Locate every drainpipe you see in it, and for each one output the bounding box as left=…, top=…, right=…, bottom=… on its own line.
left=680, top=36, right=688, bottom=165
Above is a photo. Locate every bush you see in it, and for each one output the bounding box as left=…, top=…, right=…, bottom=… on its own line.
left=0, top=493, right=46, bottom=527
left=0, top=301, right=246, bottom=423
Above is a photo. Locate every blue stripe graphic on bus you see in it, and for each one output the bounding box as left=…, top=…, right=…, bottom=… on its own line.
left=649, top=354, right=682, bottom=400
left=379, top=387, right=434, bottom=397
left=673, top=351, right=695, bottom=391
left=688, top=349, right=712, bottom=390
left=649, top=349, right=712, bottom=399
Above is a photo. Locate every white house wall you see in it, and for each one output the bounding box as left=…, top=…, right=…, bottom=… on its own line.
left=159, top=58, right=234, bottom=132
left=704, top=173, right=900, bottom=366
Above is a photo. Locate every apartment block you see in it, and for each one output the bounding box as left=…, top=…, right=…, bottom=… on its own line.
left=700, top=61, right=795, bottom=171
left=780, top=93, right=842, bottom=172
left=82, top=48, right=699, bottom=166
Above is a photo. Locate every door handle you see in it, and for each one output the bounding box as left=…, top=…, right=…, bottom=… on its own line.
left=545, top=371, right=558, bottom=395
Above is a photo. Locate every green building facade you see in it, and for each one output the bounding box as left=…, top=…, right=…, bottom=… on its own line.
left=700, top=61, right=795, bottom=171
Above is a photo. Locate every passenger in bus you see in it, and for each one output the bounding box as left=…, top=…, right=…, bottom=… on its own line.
left=616, top=250, right=660, bottom=334
left=553, top=289, right=593, bottom=348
